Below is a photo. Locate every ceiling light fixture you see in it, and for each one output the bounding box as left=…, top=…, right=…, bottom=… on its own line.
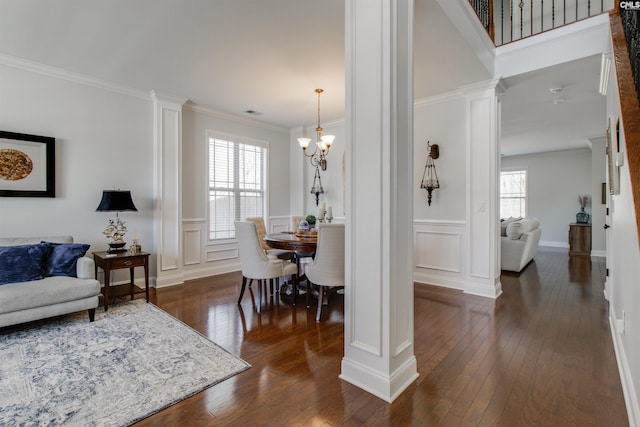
left=297, top=88, right=335, bottom=171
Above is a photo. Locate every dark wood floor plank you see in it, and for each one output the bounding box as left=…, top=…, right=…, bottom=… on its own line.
left=130, top=248, right=628, bottom=426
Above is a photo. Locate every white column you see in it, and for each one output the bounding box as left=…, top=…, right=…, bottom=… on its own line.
left=461, top=80, right=505, bottom=298
left=151, top=90, right=187, bottom=287
left=340, top=0, right=418, bottom=402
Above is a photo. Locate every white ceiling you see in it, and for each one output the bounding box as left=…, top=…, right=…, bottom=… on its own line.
left=0, top=0, right=604, bottom=155
left=501, top=54, right=606, bottom=157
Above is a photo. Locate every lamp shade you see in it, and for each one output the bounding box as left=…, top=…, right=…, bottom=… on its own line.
left=96, top=190, right=138, bottom=212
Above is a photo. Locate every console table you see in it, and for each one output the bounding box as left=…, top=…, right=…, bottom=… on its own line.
left=93, top=251, right=150, bottom=311
left=569, top=223, right=591, bottom=256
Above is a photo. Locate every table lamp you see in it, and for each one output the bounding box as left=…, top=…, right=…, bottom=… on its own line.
left=96, top=190, right=138, bottom=253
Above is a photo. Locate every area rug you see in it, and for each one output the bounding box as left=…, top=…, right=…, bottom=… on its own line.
left=0, top=300, right=250, bottom=426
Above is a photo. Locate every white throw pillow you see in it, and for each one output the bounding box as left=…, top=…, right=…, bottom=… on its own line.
left=506, top=218, right=540, bottom=240
left=500, top=217, right=516, bottom=236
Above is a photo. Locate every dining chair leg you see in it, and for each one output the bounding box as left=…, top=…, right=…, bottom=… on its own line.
left=316, top=285, right=325, bottom=322
left=306, top=280, right=312, bottom=308
left=238, top=276, right=248, bottom=304
left=269, top=278, right=275, bottom=296
left=292, top=273, right=298, bottom=307
left=257, top=279, right=263, bottom=314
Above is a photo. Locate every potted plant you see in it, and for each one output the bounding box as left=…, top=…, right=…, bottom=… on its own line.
left=305, top=215, right=316, bottom=226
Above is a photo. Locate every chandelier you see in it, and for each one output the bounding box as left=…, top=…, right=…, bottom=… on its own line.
left=297, top=88, right=335, bottom=171
left=420, top=142, right=440, bottom=206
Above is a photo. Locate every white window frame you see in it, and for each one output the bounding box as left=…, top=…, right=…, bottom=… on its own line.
left=207, top=130, right=269, bottom=242
left=500, top=168, right=528, bottom=219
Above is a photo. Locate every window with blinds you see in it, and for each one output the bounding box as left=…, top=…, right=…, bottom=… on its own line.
left=500, top=170, right=527, bottom=219
left=208, top=136, right=266, bottom=240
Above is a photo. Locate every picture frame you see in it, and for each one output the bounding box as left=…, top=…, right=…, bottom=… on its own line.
left=0, top=130, right=55, bottom=197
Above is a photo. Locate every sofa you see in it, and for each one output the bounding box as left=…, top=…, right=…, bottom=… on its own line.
left=0, top=236, right=101, bottom=328
left=500, top=218, right=542, bottom=273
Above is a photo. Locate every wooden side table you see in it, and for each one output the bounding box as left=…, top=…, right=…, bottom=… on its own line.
left=568, top=223, right=591, bottom=256
left=93, top=251, right=150, bottom=311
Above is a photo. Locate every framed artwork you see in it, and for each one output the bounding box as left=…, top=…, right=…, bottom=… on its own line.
left=0, top=131, right=55, bottom=197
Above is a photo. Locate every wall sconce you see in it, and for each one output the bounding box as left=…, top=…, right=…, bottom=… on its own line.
left=297, top=88, right=335, bottom=171
left=420, top=142, right=440, bottom=206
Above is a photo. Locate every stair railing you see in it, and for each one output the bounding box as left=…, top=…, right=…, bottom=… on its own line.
left=469, top=0, right=612, bottom=46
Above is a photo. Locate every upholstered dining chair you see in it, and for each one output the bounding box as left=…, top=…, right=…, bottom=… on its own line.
left=304, top=223, right=345, bottom=322
left=235, top=221, right=298, bottom=314
left=246, top=216, right=293, bottom=261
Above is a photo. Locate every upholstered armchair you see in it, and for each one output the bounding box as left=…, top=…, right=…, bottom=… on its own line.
left=235, top=221, right=298, bottom=313
left=305, top=223, right=345, bottom=322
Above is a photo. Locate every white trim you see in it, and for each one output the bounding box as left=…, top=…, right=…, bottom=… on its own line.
left=185, top=103, right=289, bottom=134
left=414, top=90, right=464, bottom=108
left=539, top=240, right=570, bottom=248
left=0, top=52, right=150, bottom=100
left=591, top=250, right=606, bottom=258
left=609, top=307, right=640, bottom=427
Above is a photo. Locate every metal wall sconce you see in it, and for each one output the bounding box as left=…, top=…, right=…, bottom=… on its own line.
left=420, top=142, right=440, bottom=206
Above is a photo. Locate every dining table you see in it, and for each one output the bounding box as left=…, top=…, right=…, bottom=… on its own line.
left=263, top=231, right=317, bottom=253
left=264, top=232, right=318, bottom=304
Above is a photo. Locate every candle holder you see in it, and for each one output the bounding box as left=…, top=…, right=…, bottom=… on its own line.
left=317, top=211, right=326, bottom=223
left=326, top=215, right=333, bottom=223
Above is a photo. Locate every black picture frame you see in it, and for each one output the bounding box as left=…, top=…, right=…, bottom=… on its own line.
left=0, top=130, right=55, bottom=197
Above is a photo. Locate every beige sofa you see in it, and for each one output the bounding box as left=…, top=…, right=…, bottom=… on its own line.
left=0, top=236, right=101, bottom=328
left=500, top=218, right=542, bottom=273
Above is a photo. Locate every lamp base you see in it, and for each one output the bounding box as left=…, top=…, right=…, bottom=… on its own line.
left=107, top=242, right=127, bottom=254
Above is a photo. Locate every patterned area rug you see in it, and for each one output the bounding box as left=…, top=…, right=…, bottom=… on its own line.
left=0, top=300, right=250, bottom=426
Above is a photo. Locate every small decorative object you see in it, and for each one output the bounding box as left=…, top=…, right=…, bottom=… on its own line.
left=96, top=189, right=138, bottom=253
left=420, top=141, right=440, bottom=206
left=305, top=215, right=316, bottom=227
left=576, top=194, right=590, bottom=224
left=298, top=220, right=310, bottom=231
left=129, top=239, right=142, bottom=255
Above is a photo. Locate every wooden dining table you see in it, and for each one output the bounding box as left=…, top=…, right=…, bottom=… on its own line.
left=264, top=232, right=317, bottom=304
left=263, top=232, right=317, bottom=253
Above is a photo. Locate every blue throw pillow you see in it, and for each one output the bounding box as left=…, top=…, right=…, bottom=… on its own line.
left=44, top=243, right=90, bottom=277
left=0, top=243, right=50, bottom=285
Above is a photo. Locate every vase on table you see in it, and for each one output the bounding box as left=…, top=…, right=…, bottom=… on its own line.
left=576, top=208, right=589, bottom=224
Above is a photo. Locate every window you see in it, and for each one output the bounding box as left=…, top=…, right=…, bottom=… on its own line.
left=208, top=134, right=266, bottom=240
left=500, top=170, right=527, bottom=219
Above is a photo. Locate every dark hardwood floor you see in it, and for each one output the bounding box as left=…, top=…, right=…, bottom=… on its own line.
left=135, top=247, right=628, bottom=426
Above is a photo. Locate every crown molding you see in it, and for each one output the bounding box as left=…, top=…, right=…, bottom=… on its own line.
left=0, top=52, right=150, bottom=101
left=414, top=90, right=464, bottom=108
left=183, top=102, right=289, bottom=134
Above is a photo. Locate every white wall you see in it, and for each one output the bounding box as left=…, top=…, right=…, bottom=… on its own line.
left=501, top=149, right=592, bottom=247
left=412, top=92, right=469, bottom=291
left=179, top=105, right=292, bottom=281
left=606, top=49, right=640, bottom=424
left=0, top=63, right=153, bottom=285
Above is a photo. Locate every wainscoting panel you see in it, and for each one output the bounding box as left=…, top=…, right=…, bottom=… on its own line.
left=414, top=220, right=467, bottom=290
left=183, top=228, right=202, bottom=266
left=269, top=216, right=291, bottom=233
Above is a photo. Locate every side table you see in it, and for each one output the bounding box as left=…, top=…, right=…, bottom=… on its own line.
left=568, top=223, right=591, bottom=256
left=93, top=251, right=150, bottom=311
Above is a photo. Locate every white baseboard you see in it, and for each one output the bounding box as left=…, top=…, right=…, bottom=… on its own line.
left=591, top=249, right=606, bottom=258
left=609, top=308, right=640, bottom=427
left=539, top=240, right=569, bottom=248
